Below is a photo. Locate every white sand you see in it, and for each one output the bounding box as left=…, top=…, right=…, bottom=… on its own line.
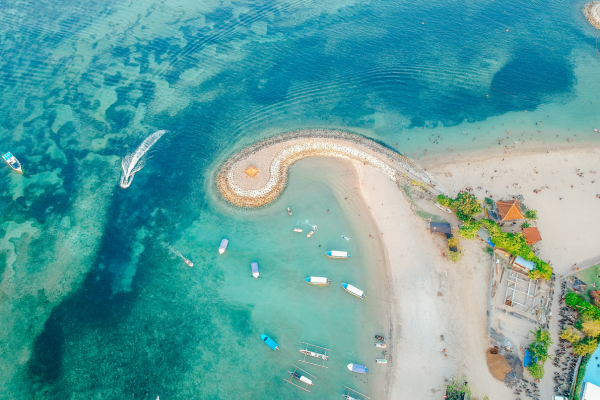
left=355, top=162, right=513, bottom=399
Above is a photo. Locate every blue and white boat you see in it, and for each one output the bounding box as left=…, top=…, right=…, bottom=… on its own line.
left=305, top=276, right=330, bottom=285
left=341, top=283, right=366, bottom=299
left=251, top=261, right=259, bottom=278
left=347, top=363, right=369, bottom=374
left=2, top=152, right=22, bottom=173
left=261, top=334, right=279, bottom=350
left=326, top=250, right=350, bottom=259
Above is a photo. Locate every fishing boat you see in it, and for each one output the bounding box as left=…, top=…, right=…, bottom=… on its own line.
left=307, top=228, right=316, bottom=238
left=2, top=152, right=23, bottom=173
left=305, top=276, right=330, bottom=285
left=285, top=365, right=317, bottom=392
left=343, top=386, right=370, bottom=400
left=293, top=228, right=303, bottom=233
left=375, top=359, right=387, bottom=364
left=375, top=335, right=386, bottom=342
left=341, top=283, right=366, bottom=299
left=375, top=343, right=386, bottom=348
left=347, top=364, right=369, bottom=374
left=261, top=334, right=279, bottom=350
left=326, top=250, right=350, bottom=259
left=219, top=238, right=228, bottom=254
left=287, top=207, right=293, bottom=216
left=299, top=349, right=329, bottom=362
left=251, top=261, right=259, bottom=278
left=289, top=370, right=313, bottom=386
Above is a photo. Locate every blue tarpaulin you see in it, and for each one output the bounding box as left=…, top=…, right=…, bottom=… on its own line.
left=524, top=350, right=537, bottom=367
left=486, top=237, right=495, bottom=248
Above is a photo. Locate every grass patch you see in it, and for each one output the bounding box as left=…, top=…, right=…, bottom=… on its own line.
left=575, top=264, right=600, bottom=303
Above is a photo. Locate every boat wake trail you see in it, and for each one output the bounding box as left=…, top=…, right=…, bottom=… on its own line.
left=120, top=130, right=166, bottom=188
left=168, top=245, right=185, bottom=261
left=342, top=235, right=350, bottom=241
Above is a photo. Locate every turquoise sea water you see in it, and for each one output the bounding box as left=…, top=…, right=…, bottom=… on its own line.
left=1, top=0, right=600, bottom=398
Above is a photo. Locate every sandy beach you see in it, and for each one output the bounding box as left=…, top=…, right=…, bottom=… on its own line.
left=216, top=131, right=600, bottom=398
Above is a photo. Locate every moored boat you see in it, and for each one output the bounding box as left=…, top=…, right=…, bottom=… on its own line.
left=289, top=370, right=313, bottom=386
left=375, top=359, right=387, bottom=364
left=2, top=152, right=23, bottom=173
left=287, top=207, right=293, bottom=216
left=261, top=334, right=279, bottom=350
left=293, top=228, right=303, bottom=233
left=375, top=343, right=386, bottom=348
left=326, top=250, right=350, bottom=259
left=305, top=276, right=330, bottom=285
left=299, top=349, right=329, bottom=361
left=219, top=238, right=229, bottom=254
left=375, top=335, right=386, bottom=342
left=347, top=363, right=369, bottom=374
left=341, top=283, right=366, bottom=299
left=251, top=261, right=259, bottom=278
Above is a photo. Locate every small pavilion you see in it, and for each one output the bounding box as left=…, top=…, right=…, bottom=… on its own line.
left=522, top=227, right=542, bottom=245
left=494, top=199, right=525, bottom=225
left=244, top=165, right=259, bottom=178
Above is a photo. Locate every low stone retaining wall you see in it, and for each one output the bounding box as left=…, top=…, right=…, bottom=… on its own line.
left=216, top=129, right=448, bottom=207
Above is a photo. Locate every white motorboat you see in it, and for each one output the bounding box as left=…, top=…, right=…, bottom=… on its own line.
left=326, top=250, right=350, bottom=259
left=375, top=343, right=386, bottom=348
left=287, top=207, right=293, bottom=216
left=219, top=238, right=229, bottom=254
left=2, top=152, right=23, bottom=173
left=307, top=227, right=316, bottom=238
left=293, top=228, right=303, bottom=233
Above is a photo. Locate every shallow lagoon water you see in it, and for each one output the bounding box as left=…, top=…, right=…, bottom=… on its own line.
left=1, top=0, right=600, bottom=398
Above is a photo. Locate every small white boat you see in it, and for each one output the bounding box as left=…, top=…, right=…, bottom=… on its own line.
left=251, top=261, right=259, bottom=278
left=434, top=202, right=452, bottom=213
left=299, top=349, right=329, bottom=361
left=375, top=343, right=386, bottom=348
left=307, top=227, right=316, bottom=238
left=347, top=363, right=368, bottom=374
left=2, top=152, right=23, bottom=173
left=305, top=276, right=330, bottom=285
left=326, top=250, right=350, bottom=259
left=341, top=283, right=366, bottom=299
left=293, top=228, right=303, bottom=233
left=184, top=259, right=193, bottom=268
left=375, top=359, right=388, bottom=364
left=219, top=238, right=228, bottom=254
left=287, top=207, right=293, bottom=216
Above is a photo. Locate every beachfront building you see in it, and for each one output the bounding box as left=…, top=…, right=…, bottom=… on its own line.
left=581, top=381, right=600, bottom=400
left=428, top=222, right=452, bottom=234
left=490, top=199, right=525, bottom=226
left=512, top=255, right=535, bottom=275
left=522, top=227, right=542, bottom=245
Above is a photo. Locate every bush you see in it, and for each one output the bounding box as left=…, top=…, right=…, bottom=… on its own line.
left=521, top=221, right=530, bottom=228
left=448, top=250, right=461, bottom=263
left=447, top=236, right=460, bottom=248
left=560, top=327, right=582, bottom=343
left=566, top=293, right=600, bottom=321
left=525, top=210, right=538, bottom=220
left=437, top=194, right=451, bottom=207
left=573, top=337, right=598, bottom=356
left=485, top=197, right=494, bottom=205
left=526, top=329, right=552, bottom=379
left=458, top=220, right=483, bottom=240
left=582, top=316, right=600, bottom=338
left=452, top=192, right=482, bottom=222
left=527, top=362, right=545, bottom=380
left=591, top=290, right=600, bottom=307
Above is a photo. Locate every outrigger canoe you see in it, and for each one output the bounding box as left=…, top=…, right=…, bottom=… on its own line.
left=261, top=334, right=279, bottom=351
left=305, top=276, right=330, bottom=285
left=347, top=364, right=369, bottom=374
left=326, top=250, right=350, bottom=259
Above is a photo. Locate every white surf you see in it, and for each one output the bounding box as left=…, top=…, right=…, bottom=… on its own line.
left=120, top=130, right=166, bottom=188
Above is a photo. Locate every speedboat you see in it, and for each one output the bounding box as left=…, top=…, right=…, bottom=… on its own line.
left=293, top=228, right=303, bottom=233
left=341, top=283, right=366, bottom=299
left=307, top=227, right=316, bottom=238
left=287, top=207, right=293, bottom=216
left=184, top=259, right=193, bottom=268
left=289, top=371, right=313, bottom=386
left=261, top=334, right=279, bottom=350
left=305, top=276, right=330, bottom=285
left=251, top=261, right=259, bottom=278
left=219, top=238, right=228, bottom=254
left=375, top=343, right=386, bottom=348
left=375, top=359, right=388, bottom=364
left=326, top=250, right=350, bottom=259
left=347, top=364, right=369, bottom=374
left=2, top=152, right=23, bottom=173
left=299, top=349, right=329, bottom=362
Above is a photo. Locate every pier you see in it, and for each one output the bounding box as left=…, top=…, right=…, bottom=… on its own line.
left=216, top=129, right=448, bottom=207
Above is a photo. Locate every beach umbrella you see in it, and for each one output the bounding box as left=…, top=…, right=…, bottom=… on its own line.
left=244, top=165, right=259, bottom=178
